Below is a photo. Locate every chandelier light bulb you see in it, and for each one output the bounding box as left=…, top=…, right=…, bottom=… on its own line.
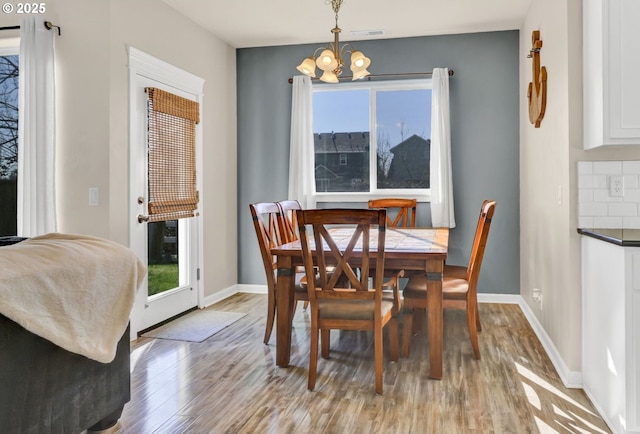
left=296, top=57, right=317, bottom=77
left=316, top=49, right=338, bottom=72
left=349, top=50, right=371, bottom=80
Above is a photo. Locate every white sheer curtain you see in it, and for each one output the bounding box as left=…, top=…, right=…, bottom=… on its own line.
left=288, top=75, right=316, bottom=209
left=17, top=16, right=56, bottom=236
left=430, top=67, right=455, bottom=228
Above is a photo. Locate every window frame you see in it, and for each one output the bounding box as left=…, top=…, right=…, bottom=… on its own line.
left=0, top=41, right=19, bottom=236
left=312, top=78, right=432, bottom=203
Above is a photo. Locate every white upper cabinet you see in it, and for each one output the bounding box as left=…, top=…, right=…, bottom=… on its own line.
left=584, top=0, right=640, bottom=149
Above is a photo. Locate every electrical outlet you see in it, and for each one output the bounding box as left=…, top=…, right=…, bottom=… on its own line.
left=532, top=288, right=542, bottom=302
left=610, top=176, right=624, bottom=197
left=532, top=288, right=543, bottom=310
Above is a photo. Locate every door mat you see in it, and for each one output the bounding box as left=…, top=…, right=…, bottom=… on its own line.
left=141, top=309, right=246, bottom=342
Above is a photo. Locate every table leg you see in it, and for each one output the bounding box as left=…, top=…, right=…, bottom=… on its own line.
left=276, top=256, right=294, bottom=367
left=426, top=260, right=444, bottom=379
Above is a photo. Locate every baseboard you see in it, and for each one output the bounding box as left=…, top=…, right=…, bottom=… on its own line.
left=582, top=384, right=620, bottom=434
left=478, top=293, right=582, bottom=388
left=205, top=287, right=583, bottom=389
left=200, top=284, right=267, bottom=307
left=477, top=293, right=521, bottom=304
left=514, top=296, right=582, bottom=388
left=200, top=284, right=243, bottom=308
left=237, top=284, right=268, bottom=294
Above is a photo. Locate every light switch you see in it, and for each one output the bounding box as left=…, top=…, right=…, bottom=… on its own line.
left=557, top=185, right=562, bottom=205
left=89, top=187, right=99, bottom=206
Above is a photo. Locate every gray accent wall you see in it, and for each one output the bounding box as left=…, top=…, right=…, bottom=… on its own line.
left=237, top=31, right=520, bottom=294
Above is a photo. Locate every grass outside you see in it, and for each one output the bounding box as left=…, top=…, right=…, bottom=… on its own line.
left=147, top=263, right=179, bottom=296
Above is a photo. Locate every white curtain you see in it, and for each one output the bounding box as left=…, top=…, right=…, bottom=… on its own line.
left=288, top=75, right=316, bottom=209
left=430, top=67, right=455, bottom=228
left=17, top=17, right=56, bottom=236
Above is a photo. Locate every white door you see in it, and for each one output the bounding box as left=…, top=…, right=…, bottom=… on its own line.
left=128, top=47, right=205, bottom=337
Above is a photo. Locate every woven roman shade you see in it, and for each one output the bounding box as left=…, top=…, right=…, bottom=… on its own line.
left=145, top=87, right=200, bottom=222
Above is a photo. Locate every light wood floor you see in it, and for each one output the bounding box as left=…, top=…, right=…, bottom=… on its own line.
left=118, top=293, right=611, bottom=434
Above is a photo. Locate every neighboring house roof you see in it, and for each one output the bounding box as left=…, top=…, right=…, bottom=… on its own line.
left=387, top=134, right=430, bottom=184
left=314, top=132, right=369, bottom=154
left=389, top=134, right=430, bottom=153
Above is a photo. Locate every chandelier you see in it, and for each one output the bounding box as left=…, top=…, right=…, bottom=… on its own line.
left=296, top=0, right=371, bottom=83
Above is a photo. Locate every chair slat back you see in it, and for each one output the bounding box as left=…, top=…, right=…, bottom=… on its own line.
left=249, top=202, right=283, bottom=288
left=277, top=200, right=302, bottom=244
left=466, top=200, right=497, bottom=288
left=297, top=209, right=387, bottom=302
left=368, top=198, right=417, bottom=227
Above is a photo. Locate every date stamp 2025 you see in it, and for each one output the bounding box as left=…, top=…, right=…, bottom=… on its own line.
left=2, top=3, right=46, bottom=14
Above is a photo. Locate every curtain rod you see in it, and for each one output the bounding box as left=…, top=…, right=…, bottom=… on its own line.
left=0, top=21, right=61, bottom=35
left=287, top=69, right=454, bottom=84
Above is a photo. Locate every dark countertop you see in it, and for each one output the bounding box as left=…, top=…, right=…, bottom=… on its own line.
left=577, top=228, right=640, bottom=247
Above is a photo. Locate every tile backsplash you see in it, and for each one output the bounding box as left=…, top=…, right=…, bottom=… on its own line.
left=578, top=161, right=640, bottom=229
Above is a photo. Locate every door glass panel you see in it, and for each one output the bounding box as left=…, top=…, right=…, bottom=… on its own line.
left=147, top=220, right=179, bottom=296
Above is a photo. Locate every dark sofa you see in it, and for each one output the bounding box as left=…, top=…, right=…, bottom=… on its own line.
left=0, top=236, right=131, bottom=433
left=0, top=315, right=131, bottom=433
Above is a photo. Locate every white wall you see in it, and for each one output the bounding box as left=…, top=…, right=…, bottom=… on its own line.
left=521, top=0, right=640, bottom=381
left=520, top=0, right=579, bottom=377
left=108, top=0, right=238, bottom=299
left=0, top=0, right=238, bottom=299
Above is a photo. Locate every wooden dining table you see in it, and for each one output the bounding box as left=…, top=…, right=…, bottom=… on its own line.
left=271, top=226, right=449, bottom=379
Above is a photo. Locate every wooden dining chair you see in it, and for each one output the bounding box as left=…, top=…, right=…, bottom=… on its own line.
left=368, top=198, right=417, bottom=281
left=249, top=202, right=309, bottom=345
left=402, top=200, right=497, bottom=360
left=249, top=202, right=283, bottom=344
left=368, top=198, right=417, bottom=228
left=276, top=200, right=301, bottom=244
left=297, top=208, right=401, bottom=395
left=276, top=199, right=310, bottom=311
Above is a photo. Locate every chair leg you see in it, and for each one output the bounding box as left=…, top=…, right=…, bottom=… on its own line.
left=388, top=317, right=399, bottom=362
left=374, top=324, right=383, bottom=395
left=412, top=308, right=424, bottom=334
left=321, top=329, right=330, bottom=359
left=467, top=304, right=481, bottom=360
left=402, top=308, right=413, bottom=358
left=264, top=286, right=276, bottom=344
left=476, top=307, right=482, bottom=331
left=308, top=319, right=319, bottom=391
left=303, top=300, right=309, bottom=310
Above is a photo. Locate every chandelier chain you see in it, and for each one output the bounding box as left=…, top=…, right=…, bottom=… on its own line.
left=326, top=0, right=343, bottom=16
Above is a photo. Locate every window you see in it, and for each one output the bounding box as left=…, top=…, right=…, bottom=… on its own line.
left=0, top=47, right=18, bottom=236
left=313, top=79, right=432, bottom=201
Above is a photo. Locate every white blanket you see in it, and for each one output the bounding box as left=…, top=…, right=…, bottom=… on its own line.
left=0, top=233, right=146, bottom=363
